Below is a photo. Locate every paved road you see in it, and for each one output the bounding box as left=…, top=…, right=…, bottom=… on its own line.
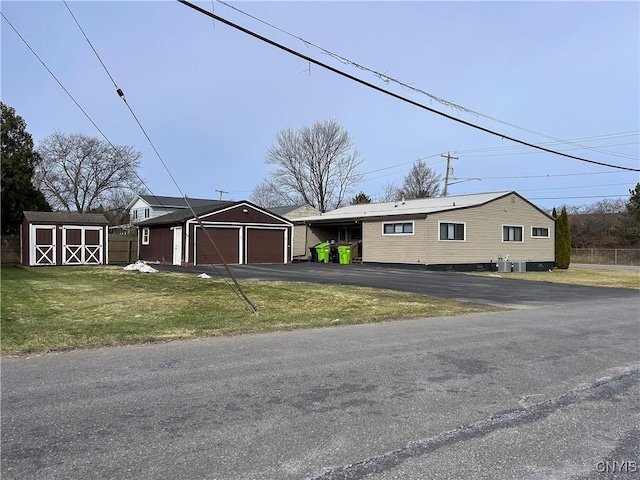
left=2, top=297, right=639, bottom=479
left=158, top=262, right=638, bottom=308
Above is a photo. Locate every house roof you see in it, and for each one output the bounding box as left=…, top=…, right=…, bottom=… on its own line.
left=23, top=211, right=109, bottom=224
left=126, top=194, right=220, bottom=210
left=137, top=202, right=234, bottom=226
left=294, top=191, right=535, bottom=223
left=268, top=205, right=310, bottom=216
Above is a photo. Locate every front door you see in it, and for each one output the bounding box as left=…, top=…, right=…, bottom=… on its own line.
left=173, top=227, right=183, bottom=265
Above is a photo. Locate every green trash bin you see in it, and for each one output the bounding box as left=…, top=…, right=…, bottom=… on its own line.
left=316, top=242, right=330, bottom=263
left=338, top=245, right=351, bottom=265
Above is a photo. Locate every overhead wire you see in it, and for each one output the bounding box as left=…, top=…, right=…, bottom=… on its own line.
left=3, top=8, right=258, bottom=314
left=61, top=0, right=258, bottom=314
left=177, top=1, right=638, bottom=173
left=213, top=0, right=640, bottom=163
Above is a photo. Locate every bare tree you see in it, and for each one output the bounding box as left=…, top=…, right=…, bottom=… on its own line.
left=378, top=181, right=402, bottom=203
left=400, top=159, right=441, bottom=199
left=250, top=179, right=302, bottom=208
left=35, top=132, right=145, bottom=214
left=567, top=198, right=627, bottom=248
left=256, top=120, right=363, bottom=212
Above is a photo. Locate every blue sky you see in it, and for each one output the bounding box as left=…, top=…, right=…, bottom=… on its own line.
left=2, top=0, right=639, bottom=211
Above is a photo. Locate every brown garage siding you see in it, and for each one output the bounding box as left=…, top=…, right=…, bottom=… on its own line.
left=202, top=205, right=284, bottom=224
left=246, top=228, right=285, bottom=263
left=195, top=227, right=240, bottom=265
left=139, top=226, right=173, bottom=263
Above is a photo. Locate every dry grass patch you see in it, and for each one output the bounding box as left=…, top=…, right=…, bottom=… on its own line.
left=468, top=268, right=639, bottom=290
left=2, top=266, right=502, bottom=355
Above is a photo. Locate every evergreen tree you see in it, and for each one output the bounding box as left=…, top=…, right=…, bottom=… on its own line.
left=1, top=103, right=50, bottom=235
left=351, top=191, right=371, bottom=205
left=618, top=183, right=640, bottom=246
left=555, top=206, right=571, bottom=269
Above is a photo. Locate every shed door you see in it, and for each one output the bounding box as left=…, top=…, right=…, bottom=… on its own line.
left=246, top=228, right=285, bottom=264
left=195, top=227, right=240, bottom=265
left=30, top=225, right=56, bottom=266
left=62, top=226, right=103, bottom=265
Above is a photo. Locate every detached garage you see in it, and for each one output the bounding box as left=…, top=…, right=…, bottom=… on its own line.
left=21, top=211, right=109, bottom=266
left=137, top=201, right=293, bottom=266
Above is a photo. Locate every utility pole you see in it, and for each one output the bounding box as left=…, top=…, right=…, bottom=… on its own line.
left=215, top=189, right=228, bottom=200
left=441, top=152, right=458, bottom=197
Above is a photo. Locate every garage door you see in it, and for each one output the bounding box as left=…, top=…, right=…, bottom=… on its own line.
left=195, top=227, right=239, bottom=265
left=246, top=228, right=285, bottom=264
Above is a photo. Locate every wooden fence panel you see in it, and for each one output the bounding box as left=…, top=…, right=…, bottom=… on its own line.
left=108, top=235, right=137, bottom=264
left=1, top=236, right=21, bottom=264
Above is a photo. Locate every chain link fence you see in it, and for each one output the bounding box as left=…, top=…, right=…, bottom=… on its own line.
left=571, top=248, right=640, bottom=266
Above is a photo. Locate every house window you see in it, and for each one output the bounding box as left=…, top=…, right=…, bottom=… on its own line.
left=383, top=222, right=414, bottom=235
left=439, top=222, right=465, bottom=241
left=503, top=225, right=523, bottom=242
left=142, top=227, right=150, bottom=245
left=144, top=208, right=150, bottom=219
left=531, top=226, right=550, bottom=238
left=133, top=210, right=138, bottom=221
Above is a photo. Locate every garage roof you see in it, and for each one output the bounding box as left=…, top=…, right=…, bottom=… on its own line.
left=295, top=191, right=517, bottom=223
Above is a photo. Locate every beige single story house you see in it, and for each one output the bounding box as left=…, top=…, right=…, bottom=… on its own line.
left=292, top=191, right=555, bottom=271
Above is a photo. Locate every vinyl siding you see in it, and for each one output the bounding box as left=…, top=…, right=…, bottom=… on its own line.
left=283, top=205, right=321, bottom=219
left=292, top=225, right=308, bottom=257
left=426, top=194, right=554, bottom=264
left=293, top=225, right=335, bottom=258
left=363, top=217, right=428, bottom=264
left=131, top=206, right=181, bottom=224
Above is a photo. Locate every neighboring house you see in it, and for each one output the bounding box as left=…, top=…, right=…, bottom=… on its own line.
left=136, top=201, right=293, bottom=266
left=126, top=195, right=220, bottom=225
left=292, top=191, right=555, bottom=271
left=268, top=204, right=321, bottom=220
left=21, top=211, right=109, bottom=266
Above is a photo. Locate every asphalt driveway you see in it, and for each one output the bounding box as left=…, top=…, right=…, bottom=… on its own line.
left=156, top=262, right=638, bottom=308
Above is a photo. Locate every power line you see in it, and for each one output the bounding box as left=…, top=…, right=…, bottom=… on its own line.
left=60, top=1, right=258, bottom=314
left=178, top=1, right=638, bottom=173
left=3, top=9, right=258, bottom=314
left=455, top=131, right=639, bottom=157
left=213, top=0, right=640, bottom=164
left=517, top=182, right=633, bottom=193
left=461, top=142, right=639, bottom=159
left=528, top=194, right=630, bottom=200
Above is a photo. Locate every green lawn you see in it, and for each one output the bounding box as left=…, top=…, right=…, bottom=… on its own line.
left=1, top=266, right=500, bottom=355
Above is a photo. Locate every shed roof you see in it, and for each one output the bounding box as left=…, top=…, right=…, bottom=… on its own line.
left=294, top=191, right=529, bottom=223
left=23, top=211, right=109, bottom=224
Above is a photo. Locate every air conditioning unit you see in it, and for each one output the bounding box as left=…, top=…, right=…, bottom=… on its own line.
left=497, top=260, right=512, bottom=273
left=512, top=262, right=527, bottom=272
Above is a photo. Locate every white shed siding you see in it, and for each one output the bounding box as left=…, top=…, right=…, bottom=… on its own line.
left=426, top=194, right=554, bottom=264
left=363, top=217, right=428, bottom=264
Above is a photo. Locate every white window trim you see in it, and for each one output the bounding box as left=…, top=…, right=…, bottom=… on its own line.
left=142, top=227, right=150, bottom=245
left=382, top=221, right=415, bottom=236
left=438, top=221, right=466, bottom=242
left=531, top=226, right=550, bottom=238
left=144, top=208, right=150, bottom=219
left=502, top=224, right=524, bottom=243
